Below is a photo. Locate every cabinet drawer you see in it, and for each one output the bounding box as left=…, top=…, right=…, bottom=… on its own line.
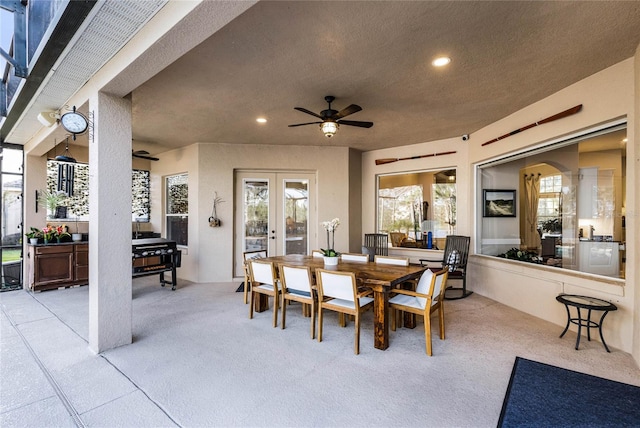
left=35, top=245, right=73, bottom=255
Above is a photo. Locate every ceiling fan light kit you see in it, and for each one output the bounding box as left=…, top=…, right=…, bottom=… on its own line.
left=321, top=121, right=338, bottom=138
left=289, top=95, right=373, bottom=138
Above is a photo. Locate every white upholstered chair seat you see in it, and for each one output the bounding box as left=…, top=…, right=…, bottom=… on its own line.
left=323, top=296, right=373, bottom=310
left=388, top=293, right=425, bottom=310
left=389, top=268, right=449, bottom=356
left=254, top=283, right=281, bottom=293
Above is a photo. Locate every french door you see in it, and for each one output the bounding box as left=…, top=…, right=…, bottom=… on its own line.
left=234, top=171, right=316, bottom=277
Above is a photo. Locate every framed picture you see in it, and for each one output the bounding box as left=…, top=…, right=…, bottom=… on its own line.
left=483, top=189, right=516, bottom=217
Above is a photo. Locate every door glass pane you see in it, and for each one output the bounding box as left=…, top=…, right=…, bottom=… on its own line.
left=166, top=174, right=188, bottom=245
left=2, top=171, right=23, bottom=290
left=244, top=180, right=268, bottom=252
left=284, top=180, right=308, bottom=255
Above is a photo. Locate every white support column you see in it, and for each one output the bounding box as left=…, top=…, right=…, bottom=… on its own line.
left=88, top=92, right=133, bottom=353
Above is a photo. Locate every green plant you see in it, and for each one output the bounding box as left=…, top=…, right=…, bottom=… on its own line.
left=25, top=227, right=42, bottom=239
left=541, top=218, right=562, bottom=233
left=320, top=249, right=339, bottom=257
left=38, top=189, right=68, bottom=215
left=498, top=247, right=542, bottom=263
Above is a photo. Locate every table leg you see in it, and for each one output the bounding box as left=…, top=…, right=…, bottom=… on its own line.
left=254, top=294, right=268, bottom=313
left=371, top=285, right=389, bottom=350
left=575, top=307, right=583, bottom=350
left=598, top=311, right=612, bottom=353
left=586, top=309, right=592, bottom=341
left=401, top=282, right=416, bottom=329
left=559, top=304, right=571, bottom=337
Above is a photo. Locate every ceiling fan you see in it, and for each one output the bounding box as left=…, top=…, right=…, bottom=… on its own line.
left=288, top=95, right=373, bottom=138
left=132, top=150, right=159, bottom=161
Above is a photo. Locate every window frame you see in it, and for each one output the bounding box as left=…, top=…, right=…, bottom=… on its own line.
left=376, top=168, right=457, bottom=247
left=475, top=120, right=627, bottom=280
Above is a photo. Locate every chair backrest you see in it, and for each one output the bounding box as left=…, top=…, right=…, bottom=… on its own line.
left=389, top=232, right=407, bottom=247
left=363, top=233, right=388, bottom=258
left=415, top=268, right=449, bottom=308
left=315, top=269, right=356, bottom=302
left=311, top=250, right=325, bottom=258
left=280, top=264, right=313, bottom=294
left=431, top=268, right=449, bottom=304
left=442, top=235, right=470, bottom=272
left=249, top=260, right=276, bottom=286
left=341, top=253, right=369, bottom=262
left=374, top=255, right=409, bottom=266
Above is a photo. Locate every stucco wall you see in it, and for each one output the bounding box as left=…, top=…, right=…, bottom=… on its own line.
left=361, top=58, right=637, bottom=358
left=151, top=143, right=352, bottom=283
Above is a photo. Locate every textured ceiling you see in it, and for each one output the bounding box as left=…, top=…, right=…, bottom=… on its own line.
left=130, top=1, right=640, bottom=153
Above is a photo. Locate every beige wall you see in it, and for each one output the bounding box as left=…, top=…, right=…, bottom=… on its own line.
left=151, top=143, right=352, bottom=283
left=362, top=57, right=638, bottom=361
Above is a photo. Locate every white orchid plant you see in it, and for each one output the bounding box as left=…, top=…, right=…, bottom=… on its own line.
left=320, top=218, right=340, bottom=257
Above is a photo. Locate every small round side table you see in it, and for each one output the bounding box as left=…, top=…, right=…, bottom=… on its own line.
left=555, top=294, right=617, bottom=352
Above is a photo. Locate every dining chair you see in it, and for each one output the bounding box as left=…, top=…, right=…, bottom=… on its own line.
left=242, top=250, right=267, bottom=304
left=419, top=235, right=470, bottom=299
left=374, top=255, right=409, bottom=266
left=279, top=264, right=316, bottom=339
left=362, top=233, right=388, bottom=261
left=340, top=253, right=369, bottom=262
left=389, top=268, right=449, bottom=356
left=315, top=269, right=374, bottom=354
left=248, top=259, right=282, bottom=327
left=311, top=250, right=325, bottom=258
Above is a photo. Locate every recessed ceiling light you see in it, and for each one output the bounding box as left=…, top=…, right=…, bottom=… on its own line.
left=622, top=138, right=628, bottom=143
left=256, top=117, right=267, bottom=123
left=432, top=56, right=451, bottom=67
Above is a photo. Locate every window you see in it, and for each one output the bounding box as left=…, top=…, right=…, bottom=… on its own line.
left=537, top=174, right=562, bottom=235
left=45, top=161, right=150, bottom=221
left=477, top=125, right=626, bottom=279
left=166, top=173, right=188, bottom=246
left=377, top=169, right=456, bottom=249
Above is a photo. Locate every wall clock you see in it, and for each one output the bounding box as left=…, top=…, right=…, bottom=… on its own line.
left=60, top=106, right=88, bottom=138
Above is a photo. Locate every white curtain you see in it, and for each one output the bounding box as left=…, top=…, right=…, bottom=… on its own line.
left=523, top=174, right=541, bottom=250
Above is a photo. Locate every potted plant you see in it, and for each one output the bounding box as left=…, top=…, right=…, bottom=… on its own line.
left=320, top=218, right=341, bottom=265
left=25, top=227, right=42, bottom=245
left=38, top=189, right=68, bottom=219
left=54, top=225, right=71, bottom=243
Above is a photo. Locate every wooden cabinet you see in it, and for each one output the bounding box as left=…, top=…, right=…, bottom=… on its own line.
left=74, top=244, right=89, bottom=282
left=27, top=243, right=89, bottom=291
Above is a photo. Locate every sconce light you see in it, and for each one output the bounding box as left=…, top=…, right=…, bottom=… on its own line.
left=321, top=121, right=338, bottom=138
left=37, top=111, right=60, bottom=127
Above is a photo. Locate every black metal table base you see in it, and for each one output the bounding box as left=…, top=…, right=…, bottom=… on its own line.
left=556, top=294, right=617, bottom=353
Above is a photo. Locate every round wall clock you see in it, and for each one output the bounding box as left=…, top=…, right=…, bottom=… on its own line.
left=60, top=107, right=88, bottom=137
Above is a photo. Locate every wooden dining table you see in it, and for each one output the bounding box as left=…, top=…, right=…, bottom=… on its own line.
left=254, top=254, right=427, bottom=350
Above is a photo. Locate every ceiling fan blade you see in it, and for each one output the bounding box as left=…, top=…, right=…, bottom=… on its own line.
left=133, top=153, right=159, bottom=161
left=337, top=119, right=374, bottom=128
left=288, top=121, right=323, bottom=127
left=133, top=150, right=150, bottom=155
left=294, top=107, right=323, bottom=119
left=334, top=104, right=362, bottom=120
